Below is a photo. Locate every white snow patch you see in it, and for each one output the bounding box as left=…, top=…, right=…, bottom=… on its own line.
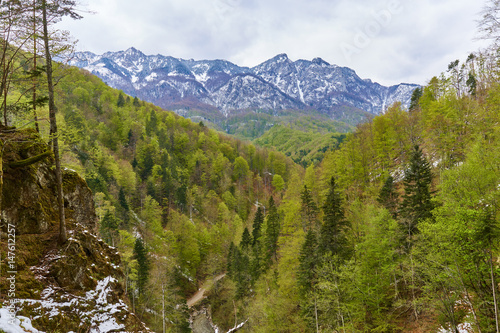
left=297, top=79, right=305, bottom=103
left=0, top=308, right=42, bottom=333
left=145, top=72, right=158, bottom=82
left=438, top=322, right=473, bottom=333
left=194, top=72, right=209, bottom=83
left=13, top=277, right=132, bottom=332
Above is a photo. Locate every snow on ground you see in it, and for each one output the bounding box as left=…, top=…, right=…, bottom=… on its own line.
left=0, top=308, right=42, bottom=333
left=438, top=322, right=473, bottom=333
left=2, top=277, right=129, bottom=333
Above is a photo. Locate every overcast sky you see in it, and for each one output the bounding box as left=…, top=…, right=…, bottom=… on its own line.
left=58, top=0, right=490, bottom=86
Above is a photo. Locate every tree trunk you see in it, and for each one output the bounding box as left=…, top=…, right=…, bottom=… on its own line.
left=0, top=140, right=3, bottom=222
left=490, top=250, right=499, bottom=333
left=314, top=295, right=319, bottom=333
left=42, top=0, right=66, bottom=244
left=32, top=1, right=39, bottom=133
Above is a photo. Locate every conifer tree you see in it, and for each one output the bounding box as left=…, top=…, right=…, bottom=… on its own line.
left=252, top=206, right=264, bottom=246
left=230, top=246, right=251, bottom=299
left=409, top=87, right=423, bottom=110
left=134, top=237, right=150, bottom=297
left=241, top=227, right=252, bottom=250
left=298, top=229, right=318, bottom=295
left=133, top=96, right=140, bottom=107
left=119, top=187, right=129, bottom=211
left=265, top=196, right=280, bottom=263
left=399, top=145, right=434, bottom=241
left=318, top=177, right=350, bottom=260
left=301, top=185, right=319, bottom=231
left=117, top=92, right=125, bottom=107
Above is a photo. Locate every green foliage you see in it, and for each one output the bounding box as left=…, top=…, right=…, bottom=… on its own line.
left=318, top=177, right=350, bottom=260
left=297, top=229, right=318, bottom=295
left=409, top=86, right=423, bottom=110
left=11, top=43, right=500, bottom=332
left=300, top=185, right=319, bottom=231
left=265, top=196, right=280, bottom=264
left=100, top=210, right=119, bottom=246
left=252, top=207, right=264, bottom=247
left=240, top=227, right=252, bottom=250
left=399, top=145, right=434, bottom=242
left=254, top=122, right=348, bottom=166
left=271, top=174, right=285, bottom=192
left=117, top=92, right=125, bottom=107
left=377, top=175, right=398, bottom=218
left=134, top=238, right=149, bottom=297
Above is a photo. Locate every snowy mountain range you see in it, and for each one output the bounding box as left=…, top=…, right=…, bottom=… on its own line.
left=71, top=47, right=419, bottom=119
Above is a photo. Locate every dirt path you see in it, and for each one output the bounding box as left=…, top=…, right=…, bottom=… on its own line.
left=187, top=273, right=226, bottom=308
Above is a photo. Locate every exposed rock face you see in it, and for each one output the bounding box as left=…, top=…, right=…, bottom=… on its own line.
left=2, top=129, right=97, bottom=234
left=62, top=169, right=98, bottom=232
left=0, top=129, right=151, bottom=332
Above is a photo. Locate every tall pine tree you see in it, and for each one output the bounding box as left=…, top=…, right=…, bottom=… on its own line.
left=318, top=177, right=351, bottom=261
left=252, top=206, right=264, bottom=246
left=241, top=227, right=252, bottom=250
left=265, top=196, right=280, bottom=264
left=301, top=185, right=319, bottom=231
left=134, top=238, right=150, bottom=297
left=298, top=229, right=319, bottom=295
left=399, top=145, right=434, bottom=242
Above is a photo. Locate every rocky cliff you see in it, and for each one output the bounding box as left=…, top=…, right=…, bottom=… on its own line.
left=0, top=128, right=150, bottom=332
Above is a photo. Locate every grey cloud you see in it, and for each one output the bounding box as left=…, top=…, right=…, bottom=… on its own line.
left=58, top=0, right=489, bottom=85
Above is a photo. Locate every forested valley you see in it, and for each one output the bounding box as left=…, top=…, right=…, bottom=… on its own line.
left=3, top=1, right=500, bottom=332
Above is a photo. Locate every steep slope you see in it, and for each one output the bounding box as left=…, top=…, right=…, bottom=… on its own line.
left=0, top=128, right=151, bottom=332
left=71, top=48, right=419, bottom=122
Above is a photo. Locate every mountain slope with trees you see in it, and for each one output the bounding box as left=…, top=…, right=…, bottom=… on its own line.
left=3, top=0, right=500, bottom=331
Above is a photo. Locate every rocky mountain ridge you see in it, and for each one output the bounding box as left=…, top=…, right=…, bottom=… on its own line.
left=71, top=47, right=419, bottom=120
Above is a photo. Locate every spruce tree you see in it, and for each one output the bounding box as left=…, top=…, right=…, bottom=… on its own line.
left=265, top=196, right=280, bottom=263
left=318, top=177, right=350, bottom=260
left=301, top=185, right=319, bottom=231
left=118, top=187, right=129, bottom=211
left=133, top=96, right=140, bottom=107
left=231, top=246, right=251, bottom=299
left=252, top=206, right=264, bottom=246
left=298, top=229, right=318, bottom=295
left=241, top=227, right=252, bottom=250
left=399, top=145, right=434, bottom=240
left=117, top=92, right=125, bottom=107
left=134, top=238, right=150, bottom=297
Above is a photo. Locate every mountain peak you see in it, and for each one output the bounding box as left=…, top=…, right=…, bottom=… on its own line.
left=312, top=57, right=330, bottom=66
left=71, top=47, right=419, bottom=118
left=275, top=53, right=289, bottom=60
left=124, top=46, right=144, bottom=56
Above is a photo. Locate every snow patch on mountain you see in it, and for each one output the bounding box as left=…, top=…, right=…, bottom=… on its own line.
left=70, top=48, right=419, bottom=120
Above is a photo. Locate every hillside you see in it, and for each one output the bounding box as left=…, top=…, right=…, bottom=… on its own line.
left=4, top=34, right=500, bottom=333
left=5, top=59, right=298, bottom=331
